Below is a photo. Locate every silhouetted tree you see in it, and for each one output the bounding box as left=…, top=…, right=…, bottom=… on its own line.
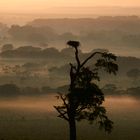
left=54, top=40, right=118, bottom=140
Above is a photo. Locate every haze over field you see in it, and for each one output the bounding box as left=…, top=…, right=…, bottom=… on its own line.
left=2, top=7, right=140, bottom=26
left=1, top=0, right=140, bottom=13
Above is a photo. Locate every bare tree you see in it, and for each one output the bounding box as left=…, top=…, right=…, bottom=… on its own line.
left=54, top=40, right=118, bottom=140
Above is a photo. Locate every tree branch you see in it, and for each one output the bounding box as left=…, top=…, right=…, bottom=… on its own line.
left=59, top=93, right=69, bottom=110
left=74, top=47, right=81, bottom=71
left=54, top=106, right=69, bottom=121
left=80, top=52, right=104, bottom=68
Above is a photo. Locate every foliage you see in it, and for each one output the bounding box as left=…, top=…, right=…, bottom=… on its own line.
left=54, top=40, right=118, bottom=139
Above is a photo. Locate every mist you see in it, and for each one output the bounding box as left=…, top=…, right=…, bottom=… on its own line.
left=0, top=3, right=140, bottom=140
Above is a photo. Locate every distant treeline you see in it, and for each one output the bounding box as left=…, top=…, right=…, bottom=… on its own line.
left=0, top=83, right=70, bottom=97
left=1, top=45, right=140, bottom=74
left=102, top=84, right=140, bottom=97
left=1, top=16, right=140, bottom=49
left=0, top=83, right=139, bottom=98
left=0, top=46, right=139, bottom=88
left=0, top=83, right=55, bottom=97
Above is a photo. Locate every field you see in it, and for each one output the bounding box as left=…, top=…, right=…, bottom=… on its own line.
left=0, top=95, right=139, bottom=140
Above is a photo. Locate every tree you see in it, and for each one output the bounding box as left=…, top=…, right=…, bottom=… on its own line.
left=1, top=44, right=14, bottom=52
left=54, top=40, right=118, bottom=140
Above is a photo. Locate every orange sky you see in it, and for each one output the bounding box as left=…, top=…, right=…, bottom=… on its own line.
left=0, top=0, right=140, bottom=13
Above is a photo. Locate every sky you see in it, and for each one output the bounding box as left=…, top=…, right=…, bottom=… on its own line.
left=0, top=0, right=140, bottom=13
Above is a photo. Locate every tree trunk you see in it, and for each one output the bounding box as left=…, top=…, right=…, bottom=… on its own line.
left=69, top=116, right=76, bottom=140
